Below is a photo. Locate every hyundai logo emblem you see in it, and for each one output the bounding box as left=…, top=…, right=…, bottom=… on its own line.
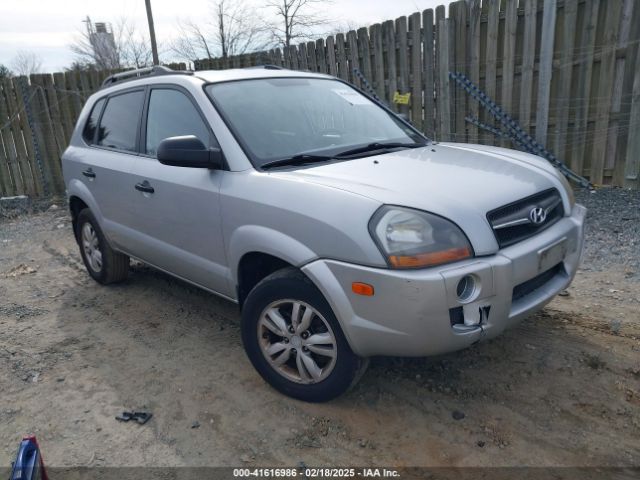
left=529, top=206, right=547, bottom=225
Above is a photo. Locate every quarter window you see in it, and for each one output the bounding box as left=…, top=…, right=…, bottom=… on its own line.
left=145, top=89, right=211, bottom=156
left=82, top=98, right=105, bottom=144
left=97, top=90, right=145, bottom=152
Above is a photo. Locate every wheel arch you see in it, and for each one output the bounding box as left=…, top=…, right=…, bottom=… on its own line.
left=67, top=180, right=103, bottom=220
left=229, top=225, right=320, bottom=308
left=236, top=252, right=293, bottom=308
left=67, top=179, right=103, bottom=240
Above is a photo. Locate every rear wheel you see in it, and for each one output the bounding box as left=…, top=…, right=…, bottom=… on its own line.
left=76, top=208, right=129, bottom=284
left=241, top=267, right=367, bottom=402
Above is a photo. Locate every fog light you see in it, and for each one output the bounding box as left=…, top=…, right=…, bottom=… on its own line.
left=456, top=275, right=476, bottom=302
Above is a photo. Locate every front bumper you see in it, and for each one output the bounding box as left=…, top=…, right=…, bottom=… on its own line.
left=302, top=204, right=586, bottom=357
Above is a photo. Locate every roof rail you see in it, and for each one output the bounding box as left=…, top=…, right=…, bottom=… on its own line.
left=101, top=66, right=194, bottom=89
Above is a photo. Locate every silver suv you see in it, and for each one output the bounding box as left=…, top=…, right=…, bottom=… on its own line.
left=62, top=66, right=586, bottom=402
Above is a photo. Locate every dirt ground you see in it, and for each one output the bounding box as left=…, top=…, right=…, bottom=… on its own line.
left=0, top=205, right=639, bottom=469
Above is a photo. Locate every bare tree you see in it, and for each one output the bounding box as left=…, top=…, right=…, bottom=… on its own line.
left=70, top=17, right=154, bottom=70
left=215, top=0, right=268, bottom=57
left=11, top=51, right=43, bottom=76
left=171, top=20, right=215, bottom=63
left=170, top=0, right=267, bottom=63
left=65, top=61, right=94, bottom=73
left=120, top=19, right=154, bottom=68
left=264, top=0, right=331, bottom=48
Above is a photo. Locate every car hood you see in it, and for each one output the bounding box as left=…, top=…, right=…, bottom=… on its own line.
left=275, top=142, right=567, bottom=255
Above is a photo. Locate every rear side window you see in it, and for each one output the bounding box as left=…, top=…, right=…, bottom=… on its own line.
left=145, top=89, right=211, bottom=156
left=82, top=98, right=105, bottom=144
left=97, top=90, right=145, bottom=152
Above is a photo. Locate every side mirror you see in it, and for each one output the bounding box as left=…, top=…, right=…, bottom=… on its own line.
left=157, top=135, right=224, bottom=169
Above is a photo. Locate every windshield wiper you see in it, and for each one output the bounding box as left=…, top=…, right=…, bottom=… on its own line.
left=261, top=141, right=427, bottom=170
left=334, top=141, right=426, bottom=158
left=261, top=153, right=335, bottom=170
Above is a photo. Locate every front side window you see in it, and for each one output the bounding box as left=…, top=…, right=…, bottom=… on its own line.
left=82, top=98, right=105, bottom=144
left=145, top=89, right=211, bottom=156
left=206, top=78, right=426, bottom=167
left=97, top=90, right=145, bottom=152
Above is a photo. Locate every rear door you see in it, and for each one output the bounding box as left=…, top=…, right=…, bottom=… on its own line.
left=77, top=89, right=145, bottom=252
left=128, top=86, right=230, bottom=296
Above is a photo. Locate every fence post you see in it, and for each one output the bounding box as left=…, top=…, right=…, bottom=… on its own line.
left=30, top=74, right=65, bottom=194
left=423, top=9, right=436, bottom=138
left=409, top=12, right=422, bottom=129
left=437, top=18, right=452, bottom=142
left=396, top=15, right=410, bottom=119
left=346, top=30, right=359, bottom=84
left=0, top=82, right=16, bottom=196
left=434, top=5, right=445, bottom=139
left=535, top=0, right=557, bottom=146
left=18, top=77, right=49, bottom=197
left=2, top=78, right=36, bottom=196
left=370, top=24, right=385, bottom=101
left=383, top=20, right=397, bottom=109
left=623, top=39, right=640, bottom=187
left=485, top=0, right=500, bottom=109
left=589, top=0, right=623, bottom=184
left=570, top=0, right=600, bottom=177
left=552, top=0, right=578, bottom=159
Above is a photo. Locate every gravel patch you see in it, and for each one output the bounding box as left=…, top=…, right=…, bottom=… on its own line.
left=575, top=187, right=640, bottom=277
left=0, top=196, right=63, bottom=220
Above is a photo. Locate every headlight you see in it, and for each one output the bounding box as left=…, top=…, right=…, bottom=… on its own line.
left=369, top=206, right=473, bottom=269
left=558, top=173, right=575, bottom=207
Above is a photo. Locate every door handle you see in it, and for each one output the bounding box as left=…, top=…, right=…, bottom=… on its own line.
left=82, top=168, right=96, bottom=178
left=135, top=180, right=155, bottom=194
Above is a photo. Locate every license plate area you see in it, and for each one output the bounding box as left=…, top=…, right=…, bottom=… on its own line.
left=537, top=237, right=567, bottom=273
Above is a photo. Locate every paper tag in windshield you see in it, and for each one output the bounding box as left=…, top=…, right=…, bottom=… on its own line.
left=332, top=89, right=373, bottom=106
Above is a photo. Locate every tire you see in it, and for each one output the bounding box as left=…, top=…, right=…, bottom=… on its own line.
left=76, top=208, right=129, bottom=285
left=241, top=267, right=367, bottom=402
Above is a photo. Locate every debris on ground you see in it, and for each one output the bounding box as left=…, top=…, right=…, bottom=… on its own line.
left=3, top=264, right=37, bottom=277
left=0, top=195, right=30, bottom=218
left=0, top=303, right=47, bottom=319
left=115, top=411, right=153, bottom=425
left=451, top=410, right=465, bottom=421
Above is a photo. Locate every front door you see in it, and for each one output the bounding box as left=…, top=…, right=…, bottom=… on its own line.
left=128, top=87, right=230, bottom=296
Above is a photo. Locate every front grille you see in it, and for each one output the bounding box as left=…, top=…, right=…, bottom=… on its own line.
left=487, top=188, right=564, bottom=248
left=512, top=263, right=565, bottom=301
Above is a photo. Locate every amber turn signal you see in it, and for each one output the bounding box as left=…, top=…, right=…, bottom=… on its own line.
left=352, top=282, right=375, bottom=296
left=389, top=247, right=472, bottom=268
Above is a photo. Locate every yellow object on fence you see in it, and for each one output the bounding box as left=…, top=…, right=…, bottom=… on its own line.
left=393, top=92, right=411, bottom=105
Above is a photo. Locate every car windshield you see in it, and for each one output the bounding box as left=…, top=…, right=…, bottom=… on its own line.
left=205, top=78, right=427, bottom=168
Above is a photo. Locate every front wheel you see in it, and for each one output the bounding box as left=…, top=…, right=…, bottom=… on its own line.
left=241, top=268, right=367, bottom=402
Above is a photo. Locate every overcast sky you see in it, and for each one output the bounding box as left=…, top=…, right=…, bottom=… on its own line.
left=0, top=0, right=445, bottom=72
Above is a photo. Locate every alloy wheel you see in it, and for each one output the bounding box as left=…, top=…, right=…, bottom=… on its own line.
left=257, top=299, right=337, bottom=384
left=81, top=222, right=102, bottom=273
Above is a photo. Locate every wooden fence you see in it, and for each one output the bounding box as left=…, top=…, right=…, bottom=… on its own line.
left=1, top=0, right=639, bottom=199
left=0, top=64, right=185, bottom=199
left=0, top=70, right=113, bottom=198
left=197, top=0, right=640, bottom=189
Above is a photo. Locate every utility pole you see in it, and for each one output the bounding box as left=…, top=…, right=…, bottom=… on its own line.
left=144, top=0, right=160, bottom=65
